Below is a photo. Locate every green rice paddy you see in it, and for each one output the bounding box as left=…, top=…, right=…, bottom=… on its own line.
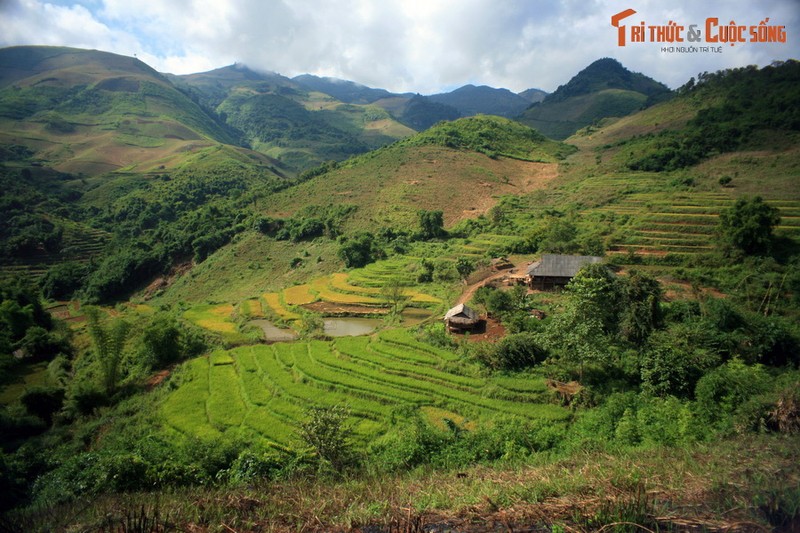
left=160, top=329, right=568, bottom=448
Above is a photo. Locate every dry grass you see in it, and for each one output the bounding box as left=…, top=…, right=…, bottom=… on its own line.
left=265, top=145, right=560, bottom=230
left=33, top=435, right=798, bottom=532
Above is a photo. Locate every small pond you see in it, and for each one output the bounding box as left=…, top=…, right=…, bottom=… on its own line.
left=400, top=308, right=433, bottom=325
left=323, top=317, right=383, bottom=337
left=250, top=320, right=298, bottom=342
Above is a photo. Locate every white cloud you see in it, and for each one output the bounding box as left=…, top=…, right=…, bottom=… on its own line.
left=0, top=0, right=797, bottom=93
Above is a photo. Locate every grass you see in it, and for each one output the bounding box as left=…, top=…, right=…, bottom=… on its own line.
left=0, top=362, right=50, bottom=405
left=18, top=434, right=798, bottom=531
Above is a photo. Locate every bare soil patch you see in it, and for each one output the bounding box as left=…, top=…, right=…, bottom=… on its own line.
left=303, top=301, right=388, bottom=315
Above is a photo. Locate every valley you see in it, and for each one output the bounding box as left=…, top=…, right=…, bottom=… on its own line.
left=0, top=46, right=799, bottom=532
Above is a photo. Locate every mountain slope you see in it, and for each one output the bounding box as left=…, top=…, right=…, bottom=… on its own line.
left=518, top=88, right=548, bottom=103
left=292, top=74, right=402, bottom=104
left=428, top=84, right=531, bottom=118
left=0, top=46, right=250, bottom=175
left=176, top=66, right=416, bottom=172
left=517, top=58, right=671, bottom=139
left=263, top=116, right=573, bottom=229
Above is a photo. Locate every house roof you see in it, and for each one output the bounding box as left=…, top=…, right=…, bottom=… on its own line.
left=444, top=303, right=479, bottom=322
left=526, top=254, right=603, bottom=278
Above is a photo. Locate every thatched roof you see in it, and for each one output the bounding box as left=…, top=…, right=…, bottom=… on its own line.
left=444, top=303, right=480, bottom=326
left=526, top=254, right=603, bottom=278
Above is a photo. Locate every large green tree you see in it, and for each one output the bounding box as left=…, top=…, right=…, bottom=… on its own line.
left=418, top=210, right=446, bottom=240
left=718, top=196, right=781, bottom=256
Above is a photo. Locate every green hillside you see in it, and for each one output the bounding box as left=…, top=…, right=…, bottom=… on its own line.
left=262, top=115, right=573, bottom=230
left=518, top=58, right=672, bottom=139
left=0, top=46, right=244, bottom=176
left=175, top=65, right=416, bottom=172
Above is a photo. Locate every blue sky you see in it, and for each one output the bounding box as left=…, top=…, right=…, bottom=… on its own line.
left=1, top=0, right=797, bottom=93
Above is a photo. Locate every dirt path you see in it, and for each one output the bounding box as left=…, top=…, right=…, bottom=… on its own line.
left=456, top=259, right=532, bottom=305
left=456, top=271, right=507, bottom=305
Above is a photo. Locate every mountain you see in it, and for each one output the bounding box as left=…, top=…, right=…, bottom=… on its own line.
left=518, top=88, right=547, bottom=103
left=427, top=84, right=531, bottom=118
left=393, top=94, right=462, bottom=130
left=291, top=75, right=468, bottom=132
left=168, top=64, right=298, bottom=110
left=0, top=46, right=289, bottom=298
left=0, top=46, right=272, bottom=176
left=263, top=115, right=573, bottom=230
left=176, top=67, right=416, bottom=172
left=292, top=74, right=404, bottom=104
left=517, top=58, right=672, bottom=139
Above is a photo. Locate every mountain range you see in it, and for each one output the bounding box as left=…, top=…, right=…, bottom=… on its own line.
left=1, top=45, right=673, bottom=177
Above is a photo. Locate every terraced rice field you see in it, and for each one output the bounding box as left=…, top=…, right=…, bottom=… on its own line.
left=239, top=299, right=264, bottom=318
left=183, top=304, right=254, bottom=344
left=0, top=219, right=108, bottom=280
left=593, top=193, right=800, bottom=260
left=161, top=329, right=568, bottom=448
left=262, top=292, right=300, bottom=321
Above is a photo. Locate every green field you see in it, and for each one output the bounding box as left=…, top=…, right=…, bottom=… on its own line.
left=160, top=329, right=568, bottom=448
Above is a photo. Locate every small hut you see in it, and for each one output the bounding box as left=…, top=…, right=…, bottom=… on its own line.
left=527, top=254, right=603, bottom=290
left=444, top=303, right=480, bottom=333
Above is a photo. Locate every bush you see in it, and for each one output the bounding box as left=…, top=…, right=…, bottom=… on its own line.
left=479, top=332, right=545, bottom=370
left=226, top=449, right=286, bottom=484
left=694, top=359, right=771, bottom=433
left=337, top=232, right=383, bottom=268
left=20, top=386, right=65, bottom=425
left=299, top=405, right=354, bottom=471
left=640, top=330, right=719, bottom=397
left=40, top=262, right=88, bottom=300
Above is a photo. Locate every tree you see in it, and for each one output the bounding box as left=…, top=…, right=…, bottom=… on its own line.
left=718, top=196, right=781, bottom=256
left=537, top=217, right=579, bottom=254
left=85, top=307, right=130, bottom=396
left=418, top=210, right=446, bottom=240
left=139, top=313, right=183, bottom=368
left=299, top=405, right=353, bottom=471
left=619, top=270, right=663, bottom=346
left=337, top=232, right=382, bottom=268
left=455, top=257, right=475, bottom=283
left=381, top=278, right=410, bottom=315
left=565, top=263, right=620, bottom=334
left=21, top=386, right=65, bottom=425
left=538, top=264, right=619, bottom=379
left=416, top=259, right=435, bottom=283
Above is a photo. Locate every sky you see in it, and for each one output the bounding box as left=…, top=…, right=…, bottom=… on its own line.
left=0, top=0, right=797, bottom=94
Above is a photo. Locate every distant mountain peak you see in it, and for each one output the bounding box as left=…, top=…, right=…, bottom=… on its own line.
left=517, top=57, right=672, bottom=139
left=427, top=84, right=531, bottom=118
left=544, top=57, right=670, bottom=104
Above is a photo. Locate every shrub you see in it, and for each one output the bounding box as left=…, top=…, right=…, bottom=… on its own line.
left=20, top=386, right=65, bottom=425
left=299, top=405, right=354, bottom=471
left=487, top=332, right=546, bottom=370
left=694, top=359, right=770, bottom=433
